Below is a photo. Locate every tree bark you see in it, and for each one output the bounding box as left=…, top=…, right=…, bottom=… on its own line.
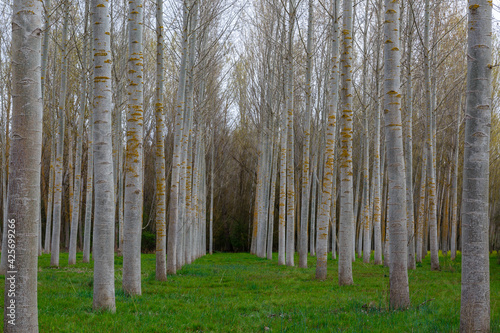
left=91, top=0, right=116, bottom=312
left=68, top=4, right=89, bottom=265
left=50, top=0, right=69, bottom=267
left=338, top=0, right=354, bottom=286
left=450, top=97, right=461, bottom=261
left=285, top=0, right=296, bottom=267
left=123, top=0, right=145, bottom=295
left=167, top=0, right=190, bottom=275
left=383, top=0, right=410, bottom=309
left=3, top=0, right=43, bottom=330
left=155, top=0, right=167, bottom=281
left=315, top=1, right=339, bottom=280
left=83, top=123, right=93, bottom=263
left=299, top=0, right=313, bottom=269
left=460, top=0, right=491, bottom=330
left=424, top=0, right=439, bottom=271
left=405, top=6, right=416, bottom=270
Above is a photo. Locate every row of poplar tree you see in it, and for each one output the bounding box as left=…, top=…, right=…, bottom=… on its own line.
left=0, top=0, right=497, bottom=331
left=245, top=0, right=495, bottom=332
left=1, top=0, right=228, bottom=330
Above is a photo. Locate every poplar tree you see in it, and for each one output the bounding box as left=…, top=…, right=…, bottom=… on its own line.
left=315, top=0, right=339, bottom=280
left=123, top=0, right=145, bottom=295
left=4, top=0, right=43, bottom=330
left=91, top=0, right=116, bottom=312
left=460, top=0, right=491, bottom=330
left=299, top=0, right=313, bottom=269
left=383, top=0, right=410, bottom=309
left=338, top=0, right=354, bottom=286
left=50, top=0, right=69, bottom=267
left=155, top=0, right=167, bottom=281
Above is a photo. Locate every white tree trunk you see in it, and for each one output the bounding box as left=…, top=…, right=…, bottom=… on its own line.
left=168, top=0, right=190, bottom=275
left=50, top=0, right=69, bottom=267
left=68, top=4, right=89, bottom=265
left=91, top=0, right=116, bottom=312
left=372, top=2, right=383, bottom=265
left=338, top=0, right=354, bottom=286
left=44, top=127, right=55, bottom=253
left=4, top=1, right=43, bottom=330
left=315, top=2, right=339, bottom=279
left=450, top=97, right=461, bottom=261
left=460, top=0, right=491, bottom=330
left=405, top=7, right=416, bottom=270
left=383, top=0, right=410, bottom=309
left=83, top=123, right=93, bottom=263
left=424, top=0, right=439, bottom=271
left=285, top=0, right=296, bottom=267
left=361, top=0, right=371, bottom=264
left=155, top=0, right=167, bottom=281
left=123, top=0, right=144, bottom=295
left=299, top=0, right=313, bottom=269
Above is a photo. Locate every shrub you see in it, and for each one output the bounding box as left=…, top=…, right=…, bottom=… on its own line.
left=141, top=231, right=156, bottom=253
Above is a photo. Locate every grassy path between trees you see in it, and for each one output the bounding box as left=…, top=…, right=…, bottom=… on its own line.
left=1, top=252, right=498, bottom=332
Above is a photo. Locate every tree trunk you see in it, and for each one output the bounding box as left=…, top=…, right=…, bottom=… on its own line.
left=424, top=0, right=439, bottom=271
left=209, top=126, right=214, bottom=255
left=91, top=0, right=116, bottom=312
left=68, top=4, right=89, bottom=265
left=315, top=1, right=339, bottom=280
left=338, top=0, right=354, bottom=286
left=285, top=0, right=296, bottom=267
left=167, top=0, right=190, bottom=275
left=123, top=0, right=144, bottom=296
left=309, top=156, right=317, bottom=256
left=361, top=0, right=371, bottom=264
left=383, top=0, right=410, bottom=309
left=44, top=126, right=55, bottom=253
left=50, top=0, right=69, bottom=267
left=460, top=0, right=491, bottom=330
left=83, top=123, right=93, bottom=263
left=372, top=2, right=383, bottom=264
left=155, top=0, right=167, bottom=281
left=450, top=96, right=461, bottom=261
left=41, top=0, right=52, bottom=255
left=3, top=1, right=43, bottom=330
left=405, top=7, right=416, bottom=270
left=299, top=0, right=313, bottom=269
left=267, top=139, right=278, bottom=260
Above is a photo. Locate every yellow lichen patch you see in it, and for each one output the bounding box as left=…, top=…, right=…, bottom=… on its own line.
left=391, top=47, right=399, bottom=51
left=97, top=3, right=105, bottom=7
left=386, top=9, right=396, bottom=14
left=104, top=59, right=111, bottom=63
left=385, top=39, right=393, bottom=44
left=469, top=4, right=479, bottom=9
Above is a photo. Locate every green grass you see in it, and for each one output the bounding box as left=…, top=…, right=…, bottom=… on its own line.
left=1, top=251, right=499, bottom=332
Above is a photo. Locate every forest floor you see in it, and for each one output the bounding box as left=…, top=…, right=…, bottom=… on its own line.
left=0, top=251, right=498, bottom=332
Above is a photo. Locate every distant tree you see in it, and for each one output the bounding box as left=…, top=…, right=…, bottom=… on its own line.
left=123, top=0, right=145, bottom=296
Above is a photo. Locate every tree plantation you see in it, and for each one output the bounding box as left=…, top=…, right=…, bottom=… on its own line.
left=0, top=0, right=498, bottom=331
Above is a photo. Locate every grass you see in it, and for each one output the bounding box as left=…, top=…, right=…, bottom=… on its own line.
left=0, top=251, right=499, bottom=332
